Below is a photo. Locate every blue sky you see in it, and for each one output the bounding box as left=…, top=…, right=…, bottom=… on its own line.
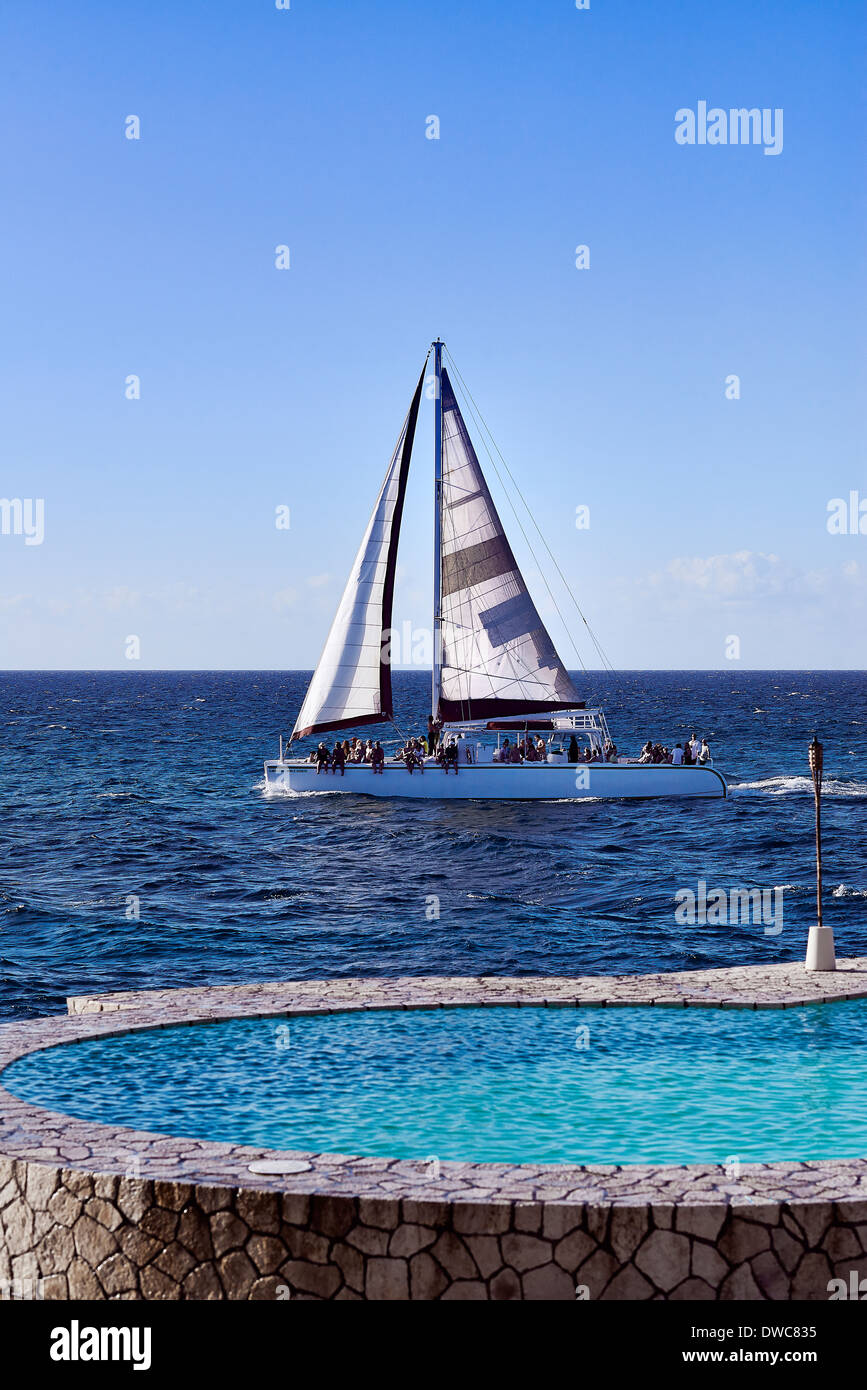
left=0, top=0, right=864, bottom=670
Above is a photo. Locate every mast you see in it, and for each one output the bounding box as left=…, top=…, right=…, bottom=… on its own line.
left=432, top=338, right=443, bottom=718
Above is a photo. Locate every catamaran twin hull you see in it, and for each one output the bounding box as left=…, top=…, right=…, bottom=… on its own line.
left=264, top=760, right=728, bottom=800
left=270, top=340, right=731, bottom=802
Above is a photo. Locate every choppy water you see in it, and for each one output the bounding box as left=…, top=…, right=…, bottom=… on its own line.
left=1, top=671, right=864, bottom=1020
left=5, top=1001, right=867, bottom=1165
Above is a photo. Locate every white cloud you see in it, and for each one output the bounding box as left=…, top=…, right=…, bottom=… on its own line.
left=272, top=587, right=299, bottom=612
left=648, top=551, right=865, bottom=605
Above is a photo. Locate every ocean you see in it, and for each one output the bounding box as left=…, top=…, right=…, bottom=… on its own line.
left=1, top=670, right=864, bottom=1020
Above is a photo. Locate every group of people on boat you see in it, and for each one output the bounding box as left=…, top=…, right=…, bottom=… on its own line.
left=395, top=730, right=472, bottom=774
left=638, top=734, right=711, bottom=766
left=489, top=734, right=613, bottom=763
left=309, top=730, right=467, bottom=776
left=311, top=737, right=386, bottom=775
left=307, top=727, right=712, bottom=774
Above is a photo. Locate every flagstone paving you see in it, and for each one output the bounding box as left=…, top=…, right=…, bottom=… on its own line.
left=1, top=962, right=866, bottom=1300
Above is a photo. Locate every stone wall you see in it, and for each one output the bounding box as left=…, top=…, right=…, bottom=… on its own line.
left=2, top=1157, right=866, bottom=1300
left=5, top=967, right=867, bottom=1301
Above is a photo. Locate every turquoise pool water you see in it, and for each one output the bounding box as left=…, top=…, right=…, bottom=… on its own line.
left=4, top=1002, right=867, bottom=1165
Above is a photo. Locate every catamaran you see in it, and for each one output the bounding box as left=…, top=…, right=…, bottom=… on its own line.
left=264, top=342, right=727, bottom=800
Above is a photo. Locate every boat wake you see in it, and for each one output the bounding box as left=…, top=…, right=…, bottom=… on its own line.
left=732, top=775, right=867, bottom=798
left=258, top=781, right=343, bottom=798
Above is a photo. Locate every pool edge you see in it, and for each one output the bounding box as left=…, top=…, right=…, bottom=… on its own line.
left=3, top=961, right=867, bottom=1301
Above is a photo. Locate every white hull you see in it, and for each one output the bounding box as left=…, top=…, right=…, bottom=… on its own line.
left=263, top=759, right=727, bottom=800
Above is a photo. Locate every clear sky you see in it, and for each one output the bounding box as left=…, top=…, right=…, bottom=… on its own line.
left=1, top=0, right=864, bottom=670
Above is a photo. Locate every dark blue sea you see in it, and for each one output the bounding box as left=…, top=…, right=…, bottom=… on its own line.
left=1, top=671, right=864, bottom=1020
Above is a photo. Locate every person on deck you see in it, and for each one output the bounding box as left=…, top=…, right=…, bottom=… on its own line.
left=370, top=741, right=385, bottom=773
left=568, top=736, right=580, bottom=763
left=441, top=738, right=459, bottom=774
left=330, top=742, right=346, bottom=776
left=427, top=714, right=441, bottom=755
left=314, top=743, right=329, bottom=774
left=698, top=739, right=711, bottom=764
left=671, top=743, right=684, bottom=766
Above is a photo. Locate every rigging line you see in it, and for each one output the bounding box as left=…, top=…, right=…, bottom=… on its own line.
left=449, top=352, right=614, bottom=676
left=444, top=345, right=609, bottom=670
left=440, top=485, right=557, bottom=689
left=442, top=353, right=589, bottom=677
left=448, top=349, right=613, bottom=676
left=442, top=456, right=590, bottom=686
left=442, top=349, right=588, bottom=675
left=443, top=347, right=616, bottom=674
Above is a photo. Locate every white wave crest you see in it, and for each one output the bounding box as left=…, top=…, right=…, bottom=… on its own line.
left=732, top=775, right=867, bottom=798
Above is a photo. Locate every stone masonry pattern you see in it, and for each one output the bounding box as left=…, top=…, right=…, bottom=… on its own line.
left=1, top=963, right=867, bottom=1300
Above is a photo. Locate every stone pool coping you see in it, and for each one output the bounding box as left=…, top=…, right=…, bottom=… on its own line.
left=1, top=958, right=867, bottom=1207
left=4, top=961, right=867, bottom=1300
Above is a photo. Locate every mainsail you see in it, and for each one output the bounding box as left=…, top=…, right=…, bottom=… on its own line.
left=291, top=366, right=426, bottom=740
left=437, top=367, right=582, bottom=722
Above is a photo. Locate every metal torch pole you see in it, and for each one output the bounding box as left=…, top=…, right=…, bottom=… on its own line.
left=805, top=735, right=836, bottom=971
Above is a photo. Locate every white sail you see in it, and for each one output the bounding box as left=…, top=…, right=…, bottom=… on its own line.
left=292, top=369, right=425, bottom=740
left=437, top=367, right=582, bottom=722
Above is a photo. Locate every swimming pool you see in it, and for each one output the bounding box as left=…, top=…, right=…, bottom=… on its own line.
left=4, top=1001, right=866, bottom=1166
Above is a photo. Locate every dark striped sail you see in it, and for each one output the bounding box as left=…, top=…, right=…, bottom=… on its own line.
left=437, top=368, right=582, bottom=723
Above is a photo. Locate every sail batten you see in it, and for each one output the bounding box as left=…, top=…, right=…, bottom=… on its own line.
left=436, top=367, right=582, bottom=724
left=291, top=365, right=426, bottom=741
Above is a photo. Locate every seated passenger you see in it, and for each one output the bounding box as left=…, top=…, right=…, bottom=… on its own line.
left=331, top=742, right=346, bottom=775
left=442, top=738, right=459, bottom=774
left=405, top=739, right=423, bottom=774
left=370, top=740, right=385, bottom=773
left=671, top=743, right=684, bottom=766
left=314, top=742, right=329, bottom=774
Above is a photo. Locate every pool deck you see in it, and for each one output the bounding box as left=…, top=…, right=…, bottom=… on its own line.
left=2, top=959, right=867, bottom=1300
